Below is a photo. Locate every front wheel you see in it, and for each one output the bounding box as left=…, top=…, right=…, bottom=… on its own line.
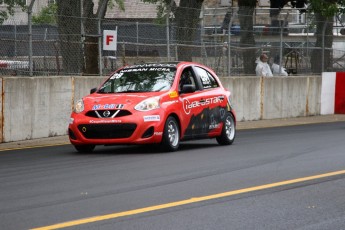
left=160, top=116, right=180, bottom=152
left=216, top=112, right=236, bottom=145
left=74, top=144, right=96, bottom=153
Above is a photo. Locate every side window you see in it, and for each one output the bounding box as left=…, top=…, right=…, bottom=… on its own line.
left=179, top=67, right=196, bottom=91
left=194, top=67, right=219, bottom=89
left=206, top=71, right=218, bottom=88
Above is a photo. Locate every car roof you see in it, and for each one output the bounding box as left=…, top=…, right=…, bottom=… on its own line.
left=117, top=62, right=218, bottom=78
left=122, top=61, right=204, bottom=69
left=123, top=62, right=179, bottom=69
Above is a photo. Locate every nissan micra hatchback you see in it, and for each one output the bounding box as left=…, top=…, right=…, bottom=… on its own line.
left=68, top=62, right=236, bottom=152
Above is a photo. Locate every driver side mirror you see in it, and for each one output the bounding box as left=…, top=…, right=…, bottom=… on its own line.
left=90, top=88, right=97, bottom=94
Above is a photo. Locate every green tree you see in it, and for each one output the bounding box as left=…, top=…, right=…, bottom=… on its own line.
left=0, top=0, right=26, bottom=24
left=238, top=0, right=257, bottom=75
left=142, top=0, right=204, bottom=61
left=308, top=0, right=345, bottom=73
left=273, top=0, right=345, bottom=73
left=56, top=0, right=83, bottom=74
left=144, top=0, right=257, bottom=72
left=56, top=0, right=124, bottom=75
left=32, top=3, right=57, bottom=25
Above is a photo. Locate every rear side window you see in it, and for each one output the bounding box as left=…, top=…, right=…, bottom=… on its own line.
left=194, top=67, right=219, bottom=89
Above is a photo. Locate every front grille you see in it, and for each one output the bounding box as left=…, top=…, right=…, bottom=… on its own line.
left=85, top=110, right=132, bottom=118
left=78, top=123, right=137, bottom=139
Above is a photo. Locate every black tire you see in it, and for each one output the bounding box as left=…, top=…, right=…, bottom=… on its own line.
left=74, top=144, right=96, bottom=153
left=161, top=116, right=180, bottom=152
left=216, top=112, right=236, bottom=145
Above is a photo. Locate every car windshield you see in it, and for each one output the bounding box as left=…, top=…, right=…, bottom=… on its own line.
left=98, top=66, right=176, bottom=93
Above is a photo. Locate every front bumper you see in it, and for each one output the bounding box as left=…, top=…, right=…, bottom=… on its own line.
left=68, top=111, right=166, bottom=146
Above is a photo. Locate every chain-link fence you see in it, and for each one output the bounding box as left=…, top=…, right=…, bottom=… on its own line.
left=0, top=6, right=344, bottom=77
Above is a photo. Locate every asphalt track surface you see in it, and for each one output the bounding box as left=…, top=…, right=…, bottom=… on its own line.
left=1, top=115, right=345, bottom=230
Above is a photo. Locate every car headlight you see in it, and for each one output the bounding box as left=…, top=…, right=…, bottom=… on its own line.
left=74, top=99, right=84, bottom=113
left=134, top=96, right=160, bottom=111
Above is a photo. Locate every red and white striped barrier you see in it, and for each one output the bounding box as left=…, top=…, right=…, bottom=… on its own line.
left=321, top=72, right=345, bottom=114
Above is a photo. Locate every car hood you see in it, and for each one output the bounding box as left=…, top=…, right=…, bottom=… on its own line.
left=83, top=92, right=164, bottom=110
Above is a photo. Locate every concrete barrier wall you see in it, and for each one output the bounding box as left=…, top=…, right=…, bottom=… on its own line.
left=0, top=75, right=322, bottom=143
left=263, top=76, right=321, bottom=119
left=221, top=76, right=321, bottom=121
left=221, top=77, right=262, bottom=121
left=3, top=77, right=73, bottom=142
left=72, top=76, right=105, bottom=108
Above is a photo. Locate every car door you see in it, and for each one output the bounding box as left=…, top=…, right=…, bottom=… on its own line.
left=178, top=66, right=206, bottom=139
left=191, top=66, right=227, bottom=135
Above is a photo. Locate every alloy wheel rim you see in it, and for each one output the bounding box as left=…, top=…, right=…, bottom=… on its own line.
left=168, top=121, right=179, bottom=146
left=225, top=116, right=235, bottom=140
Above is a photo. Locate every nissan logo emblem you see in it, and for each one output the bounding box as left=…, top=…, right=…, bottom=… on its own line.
left=103, top=110, right=111, bottom=117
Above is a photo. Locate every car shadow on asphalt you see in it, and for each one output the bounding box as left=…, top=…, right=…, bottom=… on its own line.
left=70, top=141, right=220, bottom=155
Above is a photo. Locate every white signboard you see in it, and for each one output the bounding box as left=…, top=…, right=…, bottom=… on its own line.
left=103, top=30, right=117, bottom=51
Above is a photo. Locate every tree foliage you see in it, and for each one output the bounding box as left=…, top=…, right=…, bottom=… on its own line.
left=0, top=0, right=26, bottom=24
left=56, top=0, right=124, bottom=75
left=32, top=3, right=57, bottom=25
left=308, top=0, right=345, bottom=17
left=306, top=0, right=345, bottom=73
left=141, top=0, right=171, bottom=18
left=273, top=0, right=345, bottom=73
left=142, top=0, right=204, bottom=61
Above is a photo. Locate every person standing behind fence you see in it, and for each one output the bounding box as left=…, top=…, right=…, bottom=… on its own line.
left=255, top=53, right=273, bottom=77
left=271, top=55, right=288, bottom=76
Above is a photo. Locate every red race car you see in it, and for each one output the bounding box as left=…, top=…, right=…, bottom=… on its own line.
left=68, top=61, right=236, bottom=152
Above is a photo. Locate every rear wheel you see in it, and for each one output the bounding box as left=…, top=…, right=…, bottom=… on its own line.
left=161, top=116, right=180, bottom=152
left=74, top=144, right=95, bottom=153
left=216, top=112, right=235, bottom=145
